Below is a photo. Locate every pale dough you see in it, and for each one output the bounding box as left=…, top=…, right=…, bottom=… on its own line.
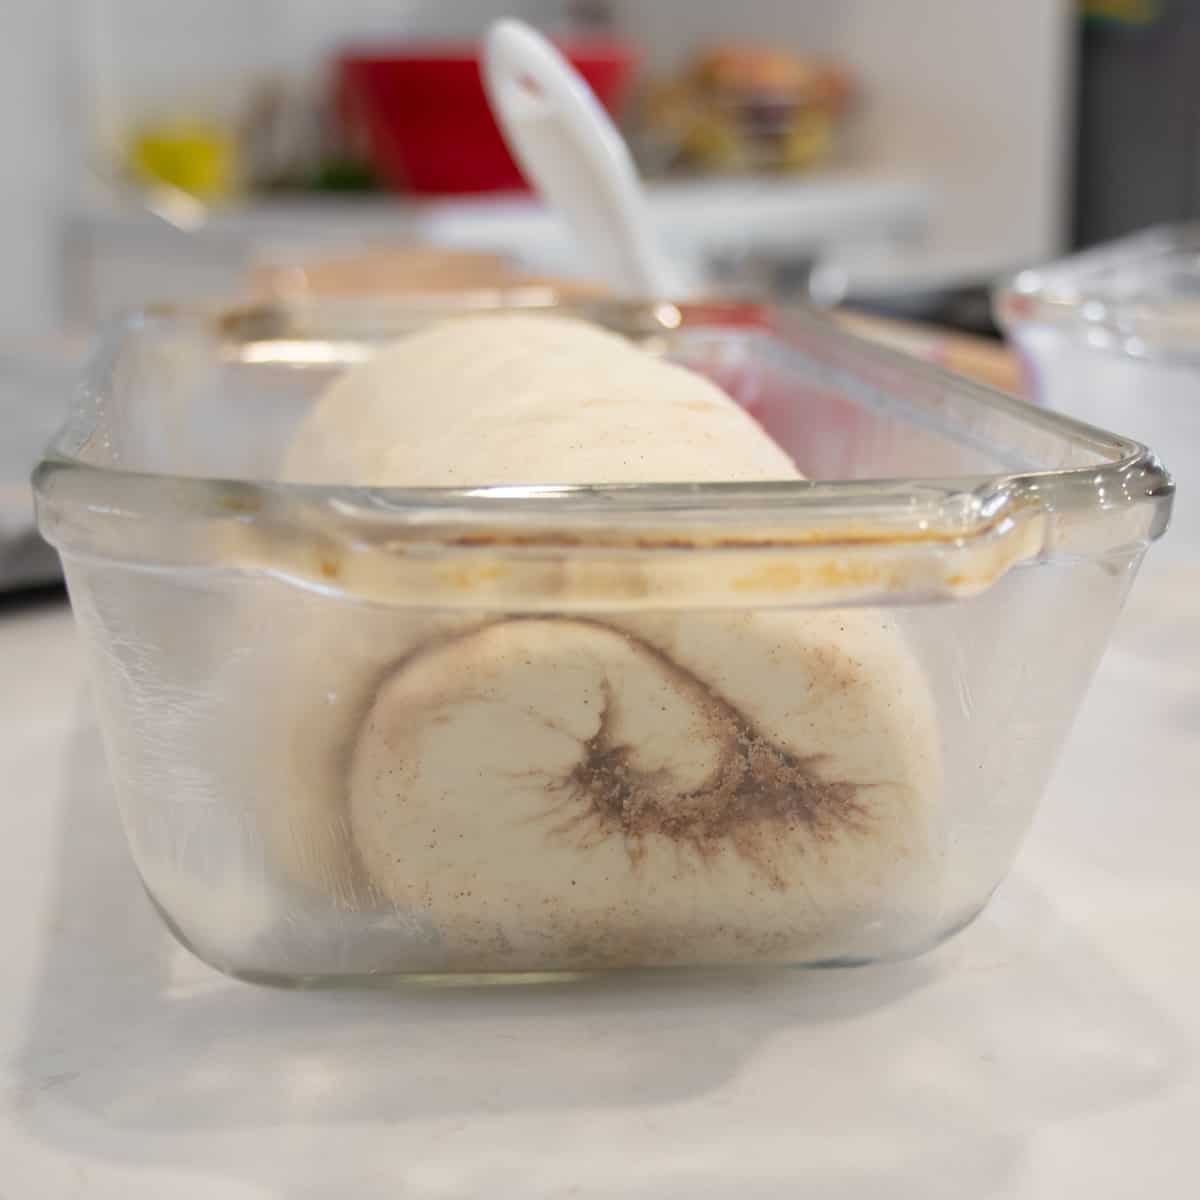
left=259, top=313, right=941, bottom=969
left=282, top=313, right=797, bottom=486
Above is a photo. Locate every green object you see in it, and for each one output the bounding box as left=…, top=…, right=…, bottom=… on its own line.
left=1081, top=0, right=1162, bottom=28
left=309, top=160, right=379, bottom=193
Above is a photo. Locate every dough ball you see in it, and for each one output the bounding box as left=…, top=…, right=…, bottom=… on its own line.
left=282, top=313, right=797, bottom=486
left=248, top=313, right=942, bottom=969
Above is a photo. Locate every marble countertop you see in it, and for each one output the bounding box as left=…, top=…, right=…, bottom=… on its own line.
left=0, top=560, right=1196, bottom=1198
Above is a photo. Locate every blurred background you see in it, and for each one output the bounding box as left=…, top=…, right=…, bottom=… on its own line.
left=4, top=0, right=1199, bottom=587
left=7, top=0, right=1196, bottom=340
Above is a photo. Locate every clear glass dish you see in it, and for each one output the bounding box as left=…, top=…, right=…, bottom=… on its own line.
left=994, top=223, right=1199, bottom=557
left=34, top=295, right=1172, bottom=984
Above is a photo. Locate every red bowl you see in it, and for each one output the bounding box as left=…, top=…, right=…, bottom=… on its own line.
left=336, top=41, right=637, bottom=196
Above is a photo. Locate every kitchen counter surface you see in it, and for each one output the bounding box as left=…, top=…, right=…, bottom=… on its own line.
left=0, top=560, right=1196, bottom=1198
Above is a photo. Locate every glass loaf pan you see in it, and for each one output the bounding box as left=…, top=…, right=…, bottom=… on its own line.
left=35, top=296, right=1173, bottom=983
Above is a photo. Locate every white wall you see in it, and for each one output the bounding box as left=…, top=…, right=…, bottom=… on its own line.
left=833, top=0, right=1075, bottom=270
left=80, top=0, right=559, bottom=156
left=0, top=0, right=73, bottom=336
left=610, top=0, right=836, bottom=73
left=615, top=0, right=1076, bottom=275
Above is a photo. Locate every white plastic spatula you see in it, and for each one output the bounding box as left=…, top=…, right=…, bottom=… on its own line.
left=483, top=18, right=679, bottom=299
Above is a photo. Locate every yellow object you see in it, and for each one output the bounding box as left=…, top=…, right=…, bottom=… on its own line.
left=643, top=45, right=852, bottom=175
left=680, top=112, right=743, bottom=171
left=780, top=112, right=832, bottom=171
left=128, top=119, right=237, bottom=200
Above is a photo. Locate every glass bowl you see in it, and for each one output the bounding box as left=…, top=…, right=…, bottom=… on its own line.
left=994, top=223, right=1199, bottom=558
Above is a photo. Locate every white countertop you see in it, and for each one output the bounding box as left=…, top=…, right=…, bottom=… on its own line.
left=1, top=562, right=1197, bottom=1199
